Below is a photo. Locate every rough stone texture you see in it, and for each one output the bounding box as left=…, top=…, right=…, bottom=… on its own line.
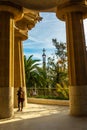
left=69, top=86, right=87, bottom=116
left=0, top=87, right=14, bottom=119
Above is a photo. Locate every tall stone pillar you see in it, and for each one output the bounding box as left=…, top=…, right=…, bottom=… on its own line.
left=14, top=38, right=22, bottom=108
left=56, top=1, right=87, bottom=116
left=20, top=41, right=27, bottom=107
left=14, top=10, right=41, bottom=108
left=0, top=11, right=14, bottom=119
left=0, top=2, right=23, bottom=119
left=14, top=29, right=27, bottom=108
left=66, top=12, right=87, bottom=116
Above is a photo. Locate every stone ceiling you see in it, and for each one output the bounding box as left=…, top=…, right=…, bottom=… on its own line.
left=1, top=0, right=86, bottom=12
left=2, top=0, right=58, bottom=11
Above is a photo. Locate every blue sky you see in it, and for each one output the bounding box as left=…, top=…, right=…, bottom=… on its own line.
left=23, top=12, right=87, bottom=65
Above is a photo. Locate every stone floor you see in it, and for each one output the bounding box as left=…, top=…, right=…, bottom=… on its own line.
left=0, top=103, right=87, bottom=130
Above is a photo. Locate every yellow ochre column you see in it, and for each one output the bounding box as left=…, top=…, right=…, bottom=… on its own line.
left=56, top=1, right=87, bottom=116
left=14, top=38, right=22, bottom=108
left=14, top=10, right=41, bottom=108
left=14, top=30, right=27, bottom=108
left=20, top=41, right=27, bottom=107
left=66, top=12, right=87, bottom=116
left=0, top=2, right=23, bottom=119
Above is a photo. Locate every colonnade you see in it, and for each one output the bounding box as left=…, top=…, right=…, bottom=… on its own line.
left=14, top=29, right=28, bottom=108
left=0, top=2, right=40, bottom=118
left=0, top=0, right=87, bottom=118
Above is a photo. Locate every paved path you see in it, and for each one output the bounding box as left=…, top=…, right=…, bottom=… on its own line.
left=0, top=104, right=87, bottom=130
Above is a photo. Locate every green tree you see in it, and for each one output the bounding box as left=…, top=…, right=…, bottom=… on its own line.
left=52, top=39, right=68, bottom=85
left=24, top=55, right=40, bottom=88
left=37, top=67, right=48, bottom=88
left=52, top=39, right=67, bottom=71
left=47, top=39, right=68, bottom=88
left=24, top=55, right=48, bottom=88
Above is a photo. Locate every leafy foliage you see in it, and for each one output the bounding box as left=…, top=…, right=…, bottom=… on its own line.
left=24, top=55, right=48, bottom=88
left=46, top=39, right=68, bottom=88
left=56, top=83, right=69, bottom=99
left=24, top=39, right=69, bottom=100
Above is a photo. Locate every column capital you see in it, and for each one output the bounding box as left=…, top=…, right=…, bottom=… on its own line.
left=15, top=27, right=28, bottom=41
left=0, top=1, right=23, bottom=21
left=56, top=0, right=87, bottom=21
left=16, top=9, right=41, bottom=30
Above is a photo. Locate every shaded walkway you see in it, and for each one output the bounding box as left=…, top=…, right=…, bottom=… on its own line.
left=0, top=104, right=87, bottom=130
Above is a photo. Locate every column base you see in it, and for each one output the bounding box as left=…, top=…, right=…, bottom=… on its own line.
left=14, top=87, right=18, bottom=108
left=0, top=87, right=14, bottom=119
left=23, top=86, right=27, bottom=107
left=69, top=85, right=87, bottom=116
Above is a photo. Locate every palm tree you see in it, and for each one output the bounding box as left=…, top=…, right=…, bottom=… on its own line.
left=37, top=67, right=48, bottom=88
left=24, top=55, right=40, bottom=88
left=24, top=55, right=48, bottom=89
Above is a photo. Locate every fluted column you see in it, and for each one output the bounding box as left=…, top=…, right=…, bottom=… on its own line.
left=0, top=11, right=14, bottom=119
left=0, top=2, right=23, bottom=119
left=14, top=10, right=41, bottom=108
left=14, top=30, right=27, bottom=108
left=20, top=42, right=27, bottom=107
left=14, top=38, right=22, bottom=108
left=66, top=12, right=87, bottom=116
left=56, top=1, right=87, bottom=116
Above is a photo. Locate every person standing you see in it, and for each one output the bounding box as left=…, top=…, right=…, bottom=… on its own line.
left=17, top=87, right=25, bottom=111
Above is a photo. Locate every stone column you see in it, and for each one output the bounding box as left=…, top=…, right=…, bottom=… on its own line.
left=14, top=10, right=41, bottom=108
left=14, top=38, right=22, bottom=108
left=14, top=30, right=27, bottom=108
left=20, top=41, right=27, bottom=107
left=0, top=2, right=23, bottom=119
left=0, top=11, right=14, bottom=119
left=66, top=12, right=87, bottom=116
left=56, top=1, right=87, bottom=116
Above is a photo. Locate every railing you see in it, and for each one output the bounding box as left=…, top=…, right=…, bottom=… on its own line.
left=27, top=88, right=69, bottom=100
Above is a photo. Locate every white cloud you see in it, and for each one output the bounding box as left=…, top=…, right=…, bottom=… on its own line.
left=23, top=13, right=66, bottom=62
left=23, top=13, right=87, bottom=64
